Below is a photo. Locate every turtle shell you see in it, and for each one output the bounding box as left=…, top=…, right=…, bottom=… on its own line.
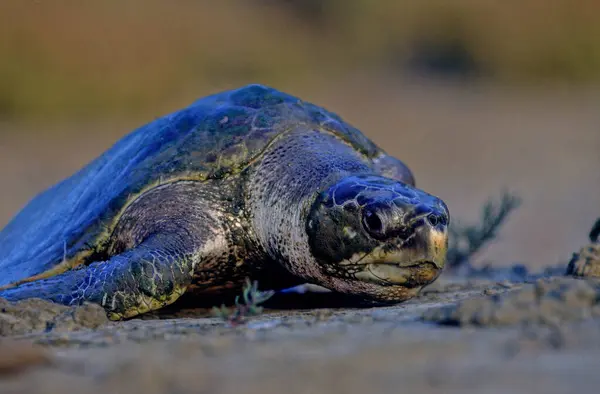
left=0, top=84, right=381, bottom=286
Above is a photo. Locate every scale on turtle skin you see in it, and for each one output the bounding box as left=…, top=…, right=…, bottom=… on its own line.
left=0, top=84, right=449, bottom=320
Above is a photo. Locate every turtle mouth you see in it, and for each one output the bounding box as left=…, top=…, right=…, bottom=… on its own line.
left=345, top=246, right=444, bottom=287
left=355, top=261, right=441, bottom=287
left=354, top=260, right=440, bottom=287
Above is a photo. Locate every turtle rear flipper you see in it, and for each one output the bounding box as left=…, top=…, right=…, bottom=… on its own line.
left=0, top=232, right=201, bottom=320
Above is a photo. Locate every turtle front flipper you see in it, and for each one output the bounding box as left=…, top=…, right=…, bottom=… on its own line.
left=0, top=180, right=237, bottom=319
left=0, top=232, right=201, bottom=320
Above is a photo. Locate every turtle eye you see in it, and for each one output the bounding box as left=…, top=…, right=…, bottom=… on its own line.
left=362, top=208, right=384, bottom=237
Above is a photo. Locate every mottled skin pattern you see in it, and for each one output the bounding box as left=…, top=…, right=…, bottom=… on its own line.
left=0, top=84, right=449, bottom=320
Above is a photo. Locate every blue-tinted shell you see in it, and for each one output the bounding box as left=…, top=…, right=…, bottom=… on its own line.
left=0, top=84, right=381, bottom=285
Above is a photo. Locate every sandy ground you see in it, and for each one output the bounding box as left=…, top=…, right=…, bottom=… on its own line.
left=0, top=78, right=599, bottom=393
left=1, top=274, right=600, bottom=394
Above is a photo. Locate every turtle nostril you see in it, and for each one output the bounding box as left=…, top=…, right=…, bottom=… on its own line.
left=363, top=209, right=384, bottom=236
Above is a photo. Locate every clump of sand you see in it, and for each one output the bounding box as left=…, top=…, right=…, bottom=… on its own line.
left=566, top=243, right=600, bottom=278
left=0, top=298, right=109, bottom=336
left=423, top=277, right=600, bottom=327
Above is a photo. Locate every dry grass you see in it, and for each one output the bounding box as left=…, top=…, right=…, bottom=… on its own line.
left=211, top=278, right=275, bottom=326
left=447, top=192, right=522, bottom=272
left=1, top=0, right=599, bottom=120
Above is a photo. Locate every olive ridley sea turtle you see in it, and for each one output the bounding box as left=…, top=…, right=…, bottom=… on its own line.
left=0, top=84, right=449, bottom=320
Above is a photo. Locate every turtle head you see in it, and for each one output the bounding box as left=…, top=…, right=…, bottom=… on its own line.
left=306, top=174, right=449, bottom=303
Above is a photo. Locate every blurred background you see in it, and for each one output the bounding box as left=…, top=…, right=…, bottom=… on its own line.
left=0, top=0, right=598, bottom=270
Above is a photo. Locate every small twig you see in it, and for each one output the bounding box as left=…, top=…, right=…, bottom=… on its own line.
left=589, top=218, right=600, bottom=243
left=446, top=191, right=522, bottom=272
left=211, top=278, right=275, bottom=326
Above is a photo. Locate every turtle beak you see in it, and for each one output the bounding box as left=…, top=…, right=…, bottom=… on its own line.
left=428, top=228, right=448, bottom=270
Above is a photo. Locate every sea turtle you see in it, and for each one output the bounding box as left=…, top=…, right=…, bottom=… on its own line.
left=0, top=84, right=449, bottom=320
